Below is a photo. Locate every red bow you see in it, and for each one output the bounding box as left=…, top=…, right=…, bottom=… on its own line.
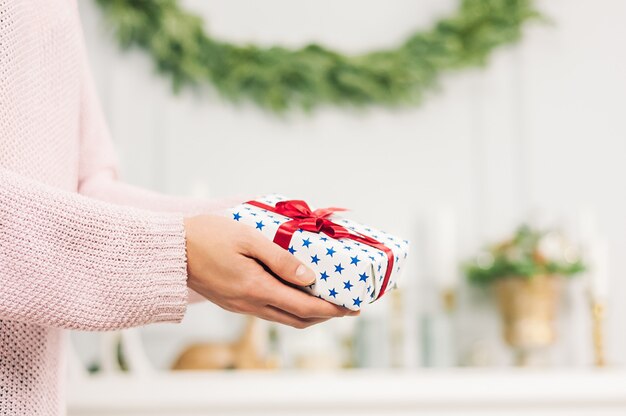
left=245, top=199, right=395, bottom=300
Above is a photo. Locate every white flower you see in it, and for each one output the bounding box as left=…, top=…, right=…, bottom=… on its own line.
left=538, top=231, right=571, bottom=263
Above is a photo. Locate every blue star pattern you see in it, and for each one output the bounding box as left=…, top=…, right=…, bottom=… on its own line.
left=226, top=194, right=410, bottom=310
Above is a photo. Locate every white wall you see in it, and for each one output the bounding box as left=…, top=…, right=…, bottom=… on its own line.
left=76, top=0, right=626, bottom=368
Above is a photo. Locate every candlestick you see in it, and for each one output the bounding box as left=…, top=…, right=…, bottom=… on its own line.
left=590, top=300, right=606, bottom=367
left=577, top=211, right=609, bottom=367
left=441, top=287, right=456, bottom=313
left=389, top=290, right=405, bottom=368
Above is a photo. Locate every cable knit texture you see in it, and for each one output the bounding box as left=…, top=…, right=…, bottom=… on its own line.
left=0, top=0, right=234, bottom=414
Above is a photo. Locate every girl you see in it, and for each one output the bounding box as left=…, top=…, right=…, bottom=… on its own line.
left=0, top=1, right=353, bottom=414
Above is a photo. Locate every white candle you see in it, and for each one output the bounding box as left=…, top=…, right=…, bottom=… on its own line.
left=428, top=209, right=457, bottom=290
left=588, top=238, right=609, bottom=302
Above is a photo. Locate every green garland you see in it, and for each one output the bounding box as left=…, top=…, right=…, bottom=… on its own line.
left=95, top=0, right=539, bottom=112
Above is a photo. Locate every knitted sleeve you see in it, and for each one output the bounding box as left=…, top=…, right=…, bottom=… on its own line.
left=0, top=167, right=189, bottom=330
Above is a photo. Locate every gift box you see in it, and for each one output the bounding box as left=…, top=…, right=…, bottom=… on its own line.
left=227, top=195, right=409, bottom=310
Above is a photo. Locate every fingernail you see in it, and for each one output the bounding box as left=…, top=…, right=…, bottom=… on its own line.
left=348, top=310, right=360, bottom=316
left=296, top=264, right=316, bottom=285
left=295, top=264, right=307, bottom=276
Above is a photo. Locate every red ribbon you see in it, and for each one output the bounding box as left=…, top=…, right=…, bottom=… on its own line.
left=246, top=199, right=395, bottom=300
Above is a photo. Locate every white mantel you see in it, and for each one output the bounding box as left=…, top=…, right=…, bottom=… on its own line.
left=68, top=369, right=626, bottom=416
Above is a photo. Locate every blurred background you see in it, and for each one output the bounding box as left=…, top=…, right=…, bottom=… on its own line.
left=69, top=0, right=626, bottom=414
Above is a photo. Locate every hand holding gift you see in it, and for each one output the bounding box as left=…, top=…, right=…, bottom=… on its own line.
left=227, top=195, right=410, bottom=310
left=184, top=215, right=358, bottom=329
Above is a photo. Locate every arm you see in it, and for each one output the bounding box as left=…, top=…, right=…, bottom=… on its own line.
left=0, top=168, right=353, bottom=330
left=0, top=167, right=188, bottom=330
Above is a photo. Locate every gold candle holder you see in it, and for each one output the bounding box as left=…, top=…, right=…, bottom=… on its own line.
left=590, top=301, right=606, bottom=367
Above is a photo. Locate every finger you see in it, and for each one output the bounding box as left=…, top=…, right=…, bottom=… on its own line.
left=260, top=276, right=355, bottom=319
left=258, top=306, right=329, bottom=329
left=245, top=232, right=316, bottom=286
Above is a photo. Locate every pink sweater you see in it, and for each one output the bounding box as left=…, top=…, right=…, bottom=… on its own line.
left=0, top=1, right=233, bottom=413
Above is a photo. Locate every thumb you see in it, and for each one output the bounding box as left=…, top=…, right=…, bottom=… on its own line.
left=248, top=233, right=316, bottom=286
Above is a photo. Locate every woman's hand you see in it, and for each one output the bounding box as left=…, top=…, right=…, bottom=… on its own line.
left=184, top=215, right=357, bottom=328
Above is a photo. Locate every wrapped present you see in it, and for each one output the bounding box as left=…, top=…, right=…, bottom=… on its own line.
left=227, top=195, right=409, bottom=310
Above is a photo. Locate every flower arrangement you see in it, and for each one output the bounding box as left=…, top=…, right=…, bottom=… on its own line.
left=465, top=225, right=585, bottom=285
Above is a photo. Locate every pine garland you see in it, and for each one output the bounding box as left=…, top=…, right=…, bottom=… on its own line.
left=94, top=0, right=539, bottom=112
